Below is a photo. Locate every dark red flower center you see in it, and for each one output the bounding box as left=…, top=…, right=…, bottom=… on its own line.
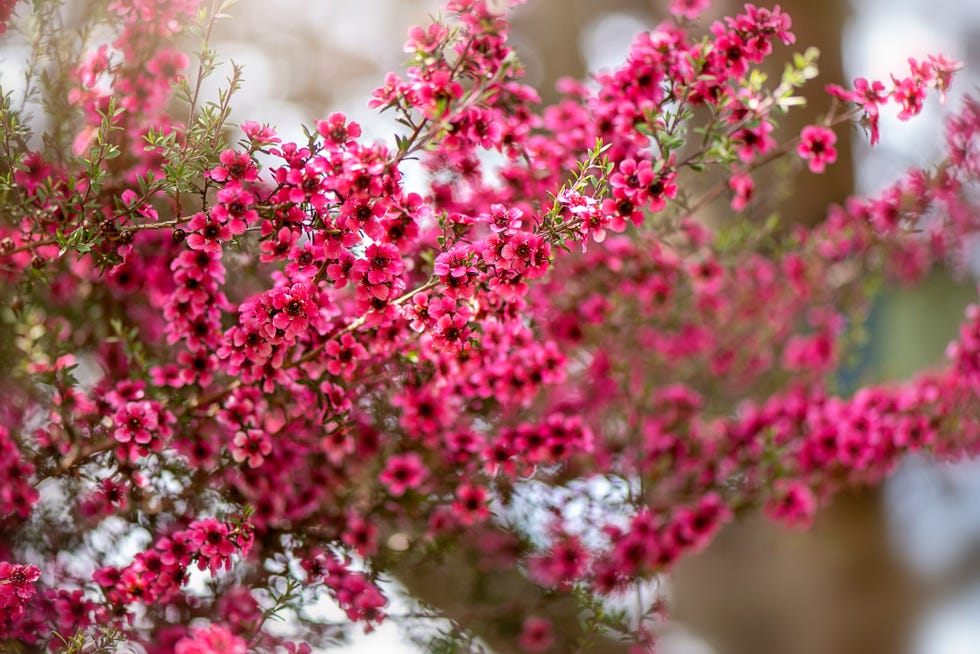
left=285, top=299, right=304, bottom=316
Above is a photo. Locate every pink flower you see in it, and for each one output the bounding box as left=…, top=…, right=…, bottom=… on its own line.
left=518, top=616, right=555, bottom=652
left=75, top=45, right=111, bottom=88
left=146, top=49, right=189, bottom=80
left=797, top=125, right=838, bottom=173
left=323, top=333, right=368, bottom=380
left=529, top=538, right=588, bottom=588
left=354, top=243, right=404, bottom=286
left=828, top=77, right=887, bottom=145
left=433, top=311, right=471, bottom=350
left=891, top=75, right=927, bottom=121
left=186, top=212, right=232, bottom=254
left=113, top=401, right=160, bottom=445
left=498, top=231, right=551, bottom=279
left=434, top=243, right=480, bottom=297
left=159, top=531, right=196, bottom=567
left=728, top=172, right=754, bottom=211
left=765, top=481, right=817, bottom=528
left=610, top=159, right=655, bottom=203
left=733, top=120, right=776, bottom=162
left=175, top=624, right=247, bottom=654
left=190, top=519, right=235, bottom=558
left=212, top=183, right=257, bottom=234
left=316, top=112, right=361, bottom=148
left=240, top=120, right=280, bottom=144
left=208, top=149, right=258, bottom=183
left=270, top=282, right=321, bottom=339
left=451, top=483, right=490, bottom=525
left=404, top=22, right=448, bottom=53
left=341, top=513, right=379, bottom=557
left=485, top=203, right=523, bottom=235
left=669, top=0, right=709, bottom=20
left=379, top=453, right=428, bottom=497
left=0, top=562, right=40, bottom=608
left=230, top=429, right=272, bottom=468
left=925, top=53, right=961, bottom=104
left=185, top=518, right=251, bottom=575
left=408, top=293, right=431, bottom=332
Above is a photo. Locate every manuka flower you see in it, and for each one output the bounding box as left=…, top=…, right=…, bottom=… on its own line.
left=379, top=452, right=428, bottom=497
left=797, top=125, right=838, bottom=173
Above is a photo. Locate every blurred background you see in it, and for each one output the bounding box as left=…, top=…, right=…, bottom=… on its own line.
left=204, top=0, right=980, bottom=652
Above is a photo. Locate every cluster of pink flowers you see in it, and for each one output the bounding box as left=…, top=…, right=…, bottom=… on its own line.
left=303, top=551, right=388, bottom=630
left=0, top=562, right=40, bottom=638
left=0, top=0, right=978, bottom=651
left=827, top=54, right=961, bottom=144
left=0, top=426, right=38, bottom=520
left=93, top=517, right=253, bottom=608
left=175, top=624, right=247, bottom=654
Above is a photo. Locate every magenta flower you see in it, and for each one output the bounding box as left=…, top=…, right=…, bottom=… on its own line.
left=158, top=531, right=195, bottom=567
left=669, top=0, right=709, bottom=20
left=733, top=120, right=776, bottom=163
left=211, top=182, right=257, bottom=234
left=316, top=112, right=361, bottom=147
left=379, top=452, right=428, bottom=497
left=498, top=231, right=551, bottom=279
left=828, top=77, right=886, bottom=145
left=518, top=616, right=554, bottom=653
left=0, top=562, right=40, bottom=608
left=434, top=243, right=480, bottom=297
left=728, top=172, right=754, bottom=211
left=175, top=624, right=247, bottom=654
left=240, top=120, right=280, bottom=144
left=765, top=480, right=818, bottom=528
left=230, top=429, right=272, bottom=468
left=891, top=75, right=928, bottom=121
left=355, top=243, right=404, bottom=286
left=208, top=149, right=258, bottom=183
left=270, top=282, right=320, bottom=339
left=485, top=203, right=523, bottom=234
left=188, top=518, right=242, bottom=575
left=113, top=401, right=159, bottom=444
left=433, top=312, right=471, bottom=350
left=186, top=212, right=232, bottom=255
left=797, top=125, right=838, bottom=173
left=403, top=22, right=449, bottom=54
left=323, top=333, right=368, bottom=380
left=451, top=483, right=489, bottom=525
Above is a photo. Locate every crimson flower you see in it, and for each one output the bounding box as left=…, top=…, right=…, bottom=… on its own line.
left=797, top=125, right=838, bottom=173
left=0, top=563, right=40, bottom=608
left=379, top=453, right=428, bottom=497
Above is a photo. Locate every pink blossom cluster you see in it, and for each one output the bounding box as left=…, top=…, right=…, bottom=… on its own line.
left=93, top=517, right=253, bottom=607
left=827, top=54, right=961, bottom=144
left=0, top=426, right=38, bottom=520
left=303, top=551, right=388, bottom=629
left=0, top=0, right=979, bottom=651
left=0, top=563, right=40, bottom=639
left=175, top=624, right=247, bottom=654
